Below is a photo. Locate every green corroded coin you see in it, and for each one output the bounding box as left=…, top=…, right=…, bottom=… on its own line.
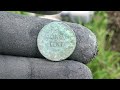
left=37, top=21, right=76, bottom=61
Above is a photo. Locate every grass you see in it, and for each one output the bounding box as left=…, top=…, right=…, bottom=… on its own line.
left=9, top=11, right=120, bottom=79
left=8, top=11, right=30, bottom=15
left=85, top=11, right=120, bottom=79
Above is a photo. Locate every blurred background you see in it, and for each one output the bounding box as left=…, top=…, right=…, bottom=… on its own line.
left=8, top=11, right=120, bottom=79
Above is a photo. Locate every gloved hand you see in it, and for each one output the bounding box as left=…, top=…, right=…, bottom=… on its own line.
left=0, top=11, right=97, bottom=79
left=0, top=55, right=92, bottom=79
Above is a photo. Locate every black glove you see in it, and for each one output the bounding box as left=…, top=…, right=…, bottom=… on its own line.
left=0, top=11, right=97, bottom=64
left=0, top=55, right=92, bottom=79
left=0, top=11, right=97, bottom=79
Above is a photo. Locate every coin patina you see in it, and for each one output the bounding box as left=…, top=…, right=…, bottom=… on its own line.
left=37, top=21, right=76, bottom=61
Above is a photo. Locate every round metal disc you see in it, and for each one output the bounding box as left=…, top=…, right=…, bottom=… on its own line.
left=37, top=21, right=76, bottom=61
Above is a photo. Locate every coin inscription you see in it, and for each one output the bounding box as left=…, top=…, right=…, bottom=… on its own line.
left=37, top=21, right=76, bottom=61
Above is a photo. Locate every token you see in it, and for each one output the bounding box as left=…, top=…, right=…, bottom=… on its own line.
left=37, top=21, right=76, bottom=61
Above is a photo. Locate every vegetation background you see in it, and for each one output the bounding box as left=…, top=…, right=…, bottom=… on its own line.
left=9, top=11, right=120, bottom=79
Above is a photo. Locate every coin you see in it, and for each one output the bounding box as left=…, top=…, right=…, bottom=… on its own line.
left=37, top=21, right=76, bottom=61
